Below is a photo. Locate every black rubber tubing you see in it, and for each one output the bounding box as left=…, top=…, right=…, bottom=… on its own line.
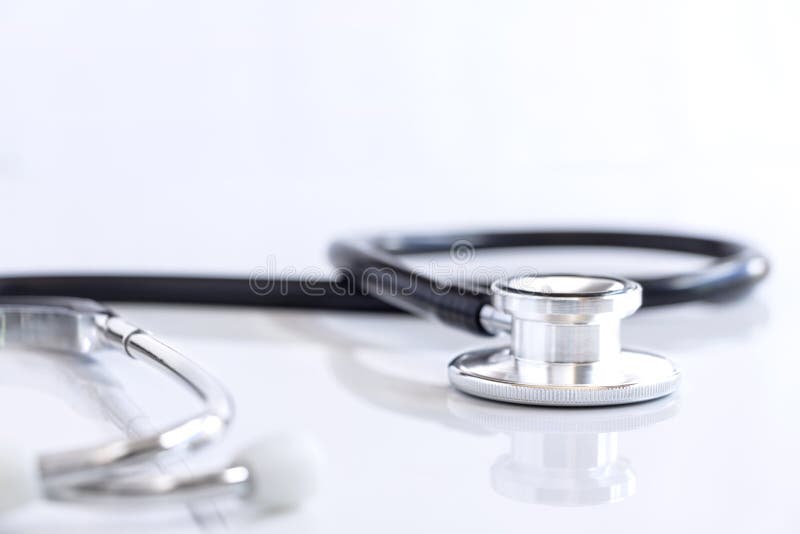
left=329, top=230, right=769, bottom=335
left=0, top=230, right=768, bottom=337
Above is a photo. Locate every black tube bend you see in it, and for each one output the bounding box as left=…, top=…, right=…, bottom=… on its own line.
left=329, top=230, right=769, bottom=335
left=0, top=230, right=768, bottom=337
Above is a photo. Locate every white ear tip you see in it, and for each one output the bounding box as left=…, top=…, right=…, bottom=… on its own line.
left=235, top=432, right=323, bottom=511
left=0, top=442, right=40, bottom=512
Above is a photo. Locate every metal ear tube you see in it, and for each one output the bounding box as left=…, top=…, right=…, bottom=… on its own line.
left=0, top=298, right=322, bottom=511
left=448, top=274, right=681, bottom=406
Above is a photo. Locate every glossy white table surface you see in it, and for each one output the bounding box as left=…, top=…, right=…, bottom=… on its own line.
left=1, top=2, right=798, bottom=529
left=1, top=265, right=797, bottom=533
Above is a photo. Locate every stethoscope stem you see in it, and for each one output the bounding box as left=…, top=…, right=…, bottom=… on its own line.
left=478, top=305, right=512, bottom=335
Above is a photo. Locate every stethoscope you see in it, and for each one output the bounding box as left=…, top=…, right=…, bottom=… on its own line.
left=0, top=229, right=769, bottom=512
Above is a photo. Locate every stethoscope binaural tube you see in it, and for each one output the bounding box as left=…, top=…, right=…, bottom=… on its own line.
left=0, top=297, right=321, bottom=511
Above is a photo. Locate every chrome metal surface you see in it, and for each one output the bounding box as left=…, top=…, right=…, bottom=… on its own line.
left=449, top=347, right=680, bottom=406
left=50, top=466, right=251, bottom=505
left=0, top=304, right=105, bottom=354
left=450, top=274, right=680, bottom=406
left=478, top=305, right=512, bottom=335
left=40, top=314, right=233, bottom=484
left=0, top=299, right=237, bottom=504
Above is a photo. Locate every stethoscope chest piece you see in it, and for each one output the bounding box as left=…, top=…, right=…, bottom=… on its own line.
left=448, top=274, right=680, bottom=407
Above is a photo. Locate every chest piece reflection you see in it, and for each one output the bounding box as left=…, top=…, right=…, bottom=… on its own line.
left=448, top=394, right=678, bottom=506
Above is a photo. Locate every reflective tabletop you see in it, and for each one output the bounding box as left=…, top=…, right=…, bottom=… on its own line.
left=1, top=288, right=796, bottom=532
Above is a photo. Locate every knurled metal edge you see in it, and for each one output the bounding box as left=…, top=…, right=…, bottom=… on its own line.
left=446, top=395, right=679, bottom=433
left=448, top=367, right=681, bottom=407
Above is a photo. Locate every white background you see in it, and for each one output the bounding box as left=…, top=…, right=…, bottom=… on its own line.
left=0, top=1, right=799, bottom=532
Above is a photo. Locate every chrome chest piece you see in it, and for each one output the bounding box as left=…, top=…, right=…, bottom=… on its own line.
left=448, top=275, right=680, bottom=406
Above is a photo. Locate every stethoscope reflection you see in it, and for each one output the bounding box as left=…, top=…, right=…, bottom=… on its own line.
left=327, top=345, right=677, bottom=507
left=448, top=393, right=677, bottom=506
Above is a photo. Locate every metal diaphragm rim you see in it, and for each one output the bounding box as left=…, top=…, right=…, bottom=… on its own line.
left=448, top=347, right=680, bottom=407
